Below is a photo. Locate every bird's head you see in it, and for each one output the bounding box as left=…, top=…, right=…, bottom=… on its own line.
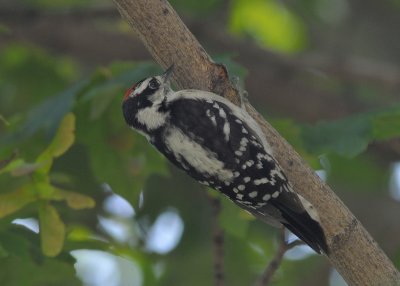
left=122, top=65, right=174, bottom=133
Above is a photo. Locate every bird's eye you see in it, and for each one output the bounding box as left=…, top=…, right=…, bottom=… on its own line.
left=148, top=79, right=160, bottom=90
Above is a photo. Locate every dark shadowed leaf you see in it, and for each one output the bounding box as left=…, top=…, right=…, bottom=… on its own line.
left=302, top=116, right=371, bottom=158
left=0, top=255, right=81, bottom=286
left=302, top=105, right=400, bottom=158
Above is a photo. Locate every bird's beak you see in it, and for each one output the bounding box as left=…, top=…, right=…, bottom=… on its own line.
left=162, top=64, right=174, bottom=83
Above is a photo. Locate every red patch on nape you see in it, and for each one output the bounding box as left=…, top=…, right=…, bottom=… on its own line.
left=123, top=88, right=133, bottom=101
left=123, top=84, right=137, bottom=102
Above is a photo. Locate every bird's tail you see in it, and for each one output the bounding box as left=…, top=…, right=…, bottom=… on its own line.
left=271, top=192, right=328, bottom=254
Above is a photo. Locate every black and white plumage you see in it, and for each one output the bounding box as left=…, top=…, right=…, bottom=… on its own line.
left=122, top=67, right=328, bottom=254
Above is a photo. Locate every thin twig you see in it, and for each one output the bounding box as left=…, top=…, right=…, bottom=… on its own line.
left=255, top=228, right=304, bottom=286
left=208, top=195, right=225, bottom=286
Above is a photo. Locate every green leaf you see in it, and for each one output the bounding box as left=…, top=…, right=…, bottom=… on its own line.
left=0, top=158, right=44, bottom=177
left=0, top=44, right=78, bottom=103
left=0, top=242, right=9, bottom=258
left=0, top=187, right=36, bottom=218
left=39, top=203, right=65, bottom=257
left=76, top=98, right=168, bottom=202
left=67, top=225, right=95, bottom=241
left=36, top=113, right=75, bottom=174
left=10, top=162, right=45, bottom=176
left=89, top=85, right=121, bottom=120
left=51, top=188, right=95, bottom=209
left=327, top=154, right=389, bottom=192
left=271, top=118, right=320, bottom=168
left=0, top=231, right=32, bottom=258
left=80, top=61, right=160, bottom=103
left=0, top=255, right=81, bottom=286
left=229, top=0, right=307, bottom=53
left=1, top=82, right=81, bottom=145
left=302, top=105, right=400, bottom=158
left=372, top=111, right=400, bottom=140
left=0, top=159, right=25, bottom=175
left=33, top=179, right=55, bottom=199
left=40, top=113, right=75, bottom=159
left=302, top=116, right=372, bottom=157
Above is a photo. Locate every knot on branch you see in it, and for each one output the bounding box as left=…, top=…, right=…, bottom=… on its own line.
left=330, top=218, right=358, bottom=252
left=210, top=63, right=241, bottom=105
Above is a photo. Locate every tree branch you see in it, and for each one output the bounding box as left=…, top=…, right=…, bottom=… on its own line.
left=256, top=229, right=304, bottom=286
left=112, top=0, right=400, bottom=285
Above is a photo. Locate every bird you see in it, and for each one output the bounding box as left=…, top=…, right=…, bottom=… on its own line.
left=122, top=66, right=328, bottom=254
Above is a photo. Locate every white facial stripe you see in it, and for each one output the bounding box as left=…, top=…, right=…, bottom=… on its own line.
left=133, top=78, right=151, bottom=96
left=165, top=128, right=234, bottom=182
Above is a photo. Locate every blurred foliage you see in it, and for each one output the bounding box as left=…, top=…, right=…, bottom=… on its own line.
left=302, top=106, right=400, bottom=158
left=18, top=0, right=102, bottom=9
left=1, top=40, right=398, bottom=285
left=0, top=0, right=400, bottom=285
left=169, top=0, right=224, bottom=14
left=0, top=113, right=95, bottom=257
left=229, top=0, right=307, bottom=53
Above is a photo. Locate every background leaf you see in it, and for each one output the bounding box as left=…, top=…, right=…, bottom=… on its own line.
left=36, top=113, right=75, bottom=167
left=52, top=189, right=95, bottom=210
left=0, top=187, right=36, bottom=218
left=39, top=203, right=66, bottom=257
left=372, top=111, right=400, bottom=140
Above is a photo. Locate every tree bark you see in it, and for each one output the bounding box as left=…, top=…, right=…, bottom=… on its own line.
left=112, top=0, right=400, bottom=285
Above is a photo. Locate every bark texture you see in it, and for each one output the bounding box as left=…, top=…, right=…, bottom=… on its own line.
left=112, top=0, right=400, bottom=285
